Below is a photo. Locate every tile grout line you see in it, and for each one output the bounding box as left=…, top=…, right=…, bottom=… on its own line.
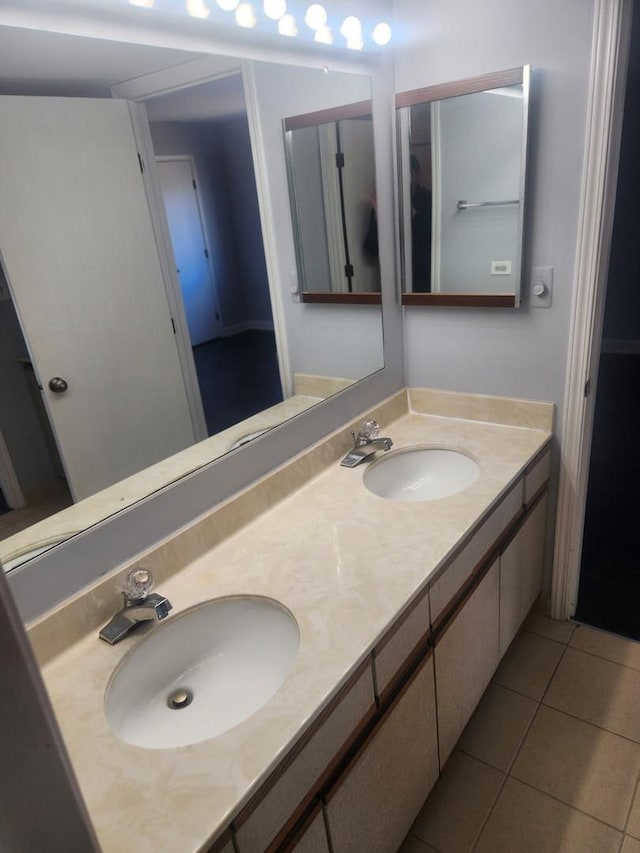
left=539, top=699, right=640, bottom=748
left=470, top=635, right=575, bottom=851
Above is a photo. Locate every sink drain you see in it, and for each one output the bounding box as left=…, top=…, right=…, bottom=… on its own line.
left=167, top=687, right=193, bottom=710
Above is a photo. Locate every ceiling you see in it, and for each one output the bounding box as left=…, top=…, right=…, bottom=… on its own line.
left=0, top=24, right=245, bottom=120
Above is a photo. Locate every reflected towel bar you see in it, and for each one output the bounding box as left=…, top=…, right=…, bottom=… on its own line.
left=457, top=199, right=520, bottom=210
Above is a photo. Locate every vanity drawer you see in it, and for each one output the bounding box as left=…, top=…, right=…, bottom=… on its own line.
left=373, top=589, right=430, bottom=699
left=234, top=664, right=376, bottom=853
left=429, top=480, right=523, bottom=624
left=524, top=447, right=551, bottom=505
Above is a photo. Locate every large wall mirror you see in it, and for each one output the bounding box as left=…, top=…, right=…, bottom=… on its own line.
left=396, top=67, right=530, bottom=307
left=0, top=26, right=384, bottom=575
left=283, top=100, right=382, bottom=304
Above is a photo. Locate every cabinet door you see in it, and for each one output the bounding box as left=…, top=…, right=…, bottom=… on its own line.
left=434, top=560, right=500, bottom=766
left=325, top=656, right=439, bottom=853
left=499, top=496, right=547, bottom=657
left=286, top=809, right=330, bottom=853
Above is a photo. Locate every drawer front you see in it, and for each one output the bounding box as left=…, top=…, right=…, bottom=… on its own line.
left=524, top=448, right=551, bottom=505
left=430, top=480, right=523, bottom=623
left=325, top=656, right=439, bottom=853
left=235, top=666, right=375, bottom=852
left=373, top=591, right=429, bottom=697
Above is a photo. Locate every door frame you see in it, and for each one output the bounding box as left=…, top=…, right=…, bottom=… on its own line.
left=112, top=59, right=291, bottom=401
left=0, top=427, right=25, bottom=510
left=551, top=0, right=633, bottom=619
left=155, top=154, right=224, bottom=342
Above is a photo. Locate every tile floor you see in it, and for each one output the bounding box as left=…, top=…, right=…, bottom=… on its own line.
left=399, top=612, right=640, bottom=853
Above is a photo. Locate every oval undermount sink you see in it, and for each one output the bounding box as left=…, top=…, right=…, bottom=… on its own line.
left=364, top=446, right=480, bottom=502
left=105, top=596, right=299, bottom=749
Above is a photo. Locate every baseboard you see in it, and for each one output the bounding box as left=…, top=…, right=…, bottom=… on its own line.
left=220, top=321, right=274, bottom=337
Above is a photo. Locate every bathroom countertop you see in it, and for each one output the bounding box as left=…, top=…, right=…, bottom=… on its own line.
left=33, top=392, right=552, bottom=852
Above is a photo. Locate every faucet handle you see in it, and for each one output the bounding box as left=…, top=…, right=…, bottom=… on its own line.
left=359, top=419, right=380, bottom=440
left=121, top=567, right=154, bottom=602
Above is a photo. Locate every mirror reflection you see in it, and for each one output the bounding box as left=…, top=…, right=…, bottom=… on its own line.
left=284, top=104, right=382, bottom=302
left=0, top=28, right=384, bottom=572
left=397, top=67, right=529, bottom=307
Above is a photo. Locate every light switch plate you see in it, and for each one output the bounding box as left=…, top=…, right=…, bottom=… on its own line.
left=531, top=266, right=553, bottom=308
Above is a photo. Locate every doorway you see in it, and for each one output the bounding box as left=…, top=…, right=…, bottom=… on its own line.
left=574, top=0, right=640, bottom=639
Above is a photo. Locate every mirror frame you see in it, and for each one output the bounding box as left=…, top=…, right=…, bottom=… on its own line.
left=396, top=66, right=530, bottom=308
left=283, top=100, right=382, bottom=305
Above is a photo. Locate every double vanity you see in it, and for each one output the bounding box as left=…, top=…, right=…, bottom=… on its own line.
left=28, top=387, right=552, bottom=853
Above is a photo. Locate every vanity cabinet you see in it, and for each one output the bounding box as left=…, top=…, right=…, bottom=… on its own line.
left=233, top=664, right=375, bottom=852
left=324, top=654, right=439, bottom=853
left=499, top=494, right=547, bottom=657
left=434, top=560, right=500, bottom=765
left=283, top=808, right=330, bottom=853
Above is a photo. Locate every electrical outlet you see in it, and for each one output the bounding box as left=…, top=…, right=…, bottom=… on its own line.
left=491, top=260, right=512, bottom=275
left=531, top=266, right=553, bottom=308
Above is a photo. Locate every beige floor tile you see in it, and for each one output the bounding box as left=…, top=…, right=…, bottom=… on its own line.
left=397, top=835, right=439, bottom=853
left=411, top=750, right=503, bottom=853
left=626, top=784, right=640, bottom=839
left=473, top=778, right=622, bottom=853
left=545, top=647, right=640, bottom=742
left=511, top=705, right=640, bottom=829
left=571, top=624, right=640, bottom=672
left=493, top=631, right=565, bottom=700
left=457, top=683, right=537, bottom=771
left=523, top=611, right=577, bottom=644
left=623, top=837, right=640, bottom=853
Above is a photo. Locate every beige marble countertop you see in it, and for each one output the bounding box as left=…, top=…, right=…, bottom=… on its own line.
left=34, top=390, right=552, bottom=853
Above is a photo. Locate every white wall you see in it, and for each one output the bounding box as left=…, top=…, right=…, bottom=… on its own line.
left=250, top=61, right=385, bottom=382
left=394, top=0, right=596, bottom=431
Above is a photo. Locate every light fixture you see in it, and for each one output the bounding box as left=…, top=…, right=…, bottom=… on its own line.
left=263, top=0, right=286, bottom=20
left=216, top=0, right=239, bottom=10
left=314, top=25, right=333, bottom=44
left=372, top=22, right=392, bottom=46
left=304, top=4, right=327, bottom=31
left=340, top=15, right=362, bottom=40
left=235, top=1, right=257, bottom=26
left=186, top=0, right=210, bottom=18
left=278, top=13, right=298, bottom=36
left=129, top=0, right=154, bottom=7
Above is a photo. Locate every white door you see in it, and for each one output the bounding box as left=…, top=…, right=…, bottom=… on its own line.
left=0, top=96, right=199, bottom=502
left=156, top=158, right=222, bottom=346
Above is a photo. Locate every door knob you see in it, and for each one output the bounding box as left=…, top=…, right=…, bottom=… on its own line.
left=48, top=377, right=68, bottom=393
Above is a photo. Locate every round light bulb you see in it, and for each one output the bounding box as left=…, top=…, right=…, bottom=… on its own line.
left=263, top=0, right=286, bottom=19
left=372, top=22, right=392, bottom=45
left=235, top=1, right=257, bottom=26
left=186, top=0, right=210, bottom=18
left=216, top=0, right=239, bottom=10
left=129, top=0, right=154, bottom=6
left=314, top=25, right=333, bottom=44
left=340, top=15, right=362, bottom=40
left=304, top=4, right=327, bottom=31
left=278, top=13, right=298, bottom=36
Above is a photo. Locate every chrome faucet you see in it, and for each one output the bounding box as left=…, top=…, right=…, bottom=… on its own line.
left=340, top=419, right=393, bottom=468
left=99, top=567, right=172, bottom=645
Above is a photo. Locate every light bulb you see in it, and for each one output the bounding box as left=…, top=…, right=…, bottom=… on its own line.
left=216, top=0, right=239, bottom=10
left=278, top=13, right=298, bottom=36
left=263, top=0, right=286, bottom=19
left=314, top=25, right=333, bottom=44
left=235, top=2, right=257, bottom=26
left=340, top=15, right=362, bottom=40
left=304, top=4, right=327, bottom=31
left=346, top=35, right=364, bottom=50
left=372, top=22, right=392, bottom=45
left=186, top=0, right=210, bottom=18
left=129, top=0, right=154, bottom=6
